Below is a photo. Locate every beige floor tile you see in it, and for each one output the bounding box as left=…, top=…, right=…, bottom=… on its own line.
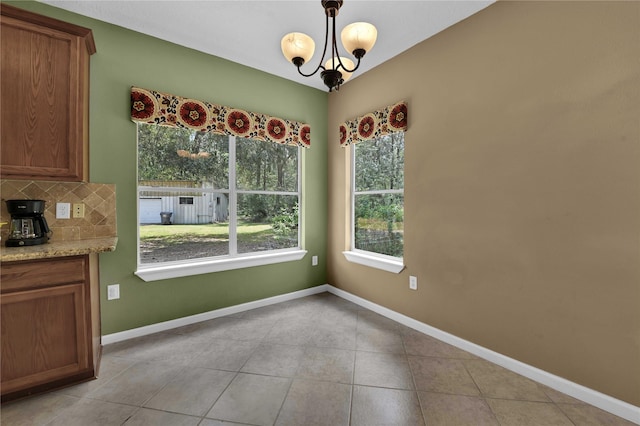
left=87, top=361, right=183, bottom=406
left=357, top=310, right=403, bottom=332
left=486, top=399, right=574, bottom=425
left=463, top=359, right=551, bottom=401
left=403, top=329, right=477, bottom=359
left=171, top=317, right=239, bottom=340
left=144, top=368, right=235, bottom=416
left=190, top=339, right=259, bottom=371
left=241, top=304, right=298, bottom=322
left=308, top=323, right=357, bottom=350
left=409, top=356, right=481, bottom=396
left=539, top=385, right=587, bottom=404
left=102, top=332, right=177, bottom=359
left=240, top=343, right=306, bottom=376
left=418, top=392, right=499, bottom=425
left=198, top=419, right=248, bottom=426
left=295, top=347, right=355, bottom=384
left=217, top=317, right=278, bottom=341
left=354, top=351, right=414, bottom=389
left=105, top=332, right=209, bottom=366
left=557, top=403, right=639, bottom=425
left=263, top=319, right=315, bottom=346
left=351, top=385, right=424, bottom=426
left=315, top=307, right=359, bottom=329
left=46, top=398, right=138, bottom=426
left=275, top=379, right=351, bottom=426
left=206, top=373, right=291, bottom=426
left=4, top=293, right=629, bottom=426
left=57, top=355, right=138, bottom=397
left=356, top=327, right=405, bottom=354
left=124, top=408, right=200, bottom=425
left=0, top=392, right=80, bottom=426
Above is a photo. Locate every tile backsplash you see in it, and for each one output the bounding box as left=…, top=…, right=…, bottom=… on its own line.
left=1, top=180, right=116, bottom=241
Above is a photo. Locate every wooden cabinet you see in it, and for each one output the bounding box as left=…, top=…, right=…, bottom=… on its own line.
left=1, top=255, right=101, bottom=402
left=0, top=4, right=95, bottom=181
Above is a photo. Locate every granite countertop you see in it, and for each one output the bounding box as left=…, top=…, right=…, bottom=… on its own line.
left=0, top=237, right=118, bottom=262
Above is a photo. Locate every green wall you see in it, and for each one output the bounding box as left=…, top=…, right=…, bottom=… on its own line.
left=5, top=1, right=328, bottom=335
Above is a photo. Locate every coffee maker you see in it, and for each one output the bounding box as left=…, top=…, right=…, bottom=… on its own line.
left=5, top=200, right=51, bottom=247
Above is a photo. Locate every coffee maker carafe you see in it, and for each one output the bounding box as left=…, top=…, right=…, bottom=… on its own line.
left=5, top=200, right=51, bottom=247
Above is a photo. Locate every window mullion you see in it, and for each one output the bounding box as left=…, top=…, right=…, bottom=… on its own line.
left=229, top=136, right=238, bottom=255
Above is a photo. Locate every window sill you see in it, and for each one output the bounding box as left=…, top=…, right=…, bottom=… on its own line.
left=342, top=251, right=405, bottom=274
left=135, top=249, right=308, bottom=282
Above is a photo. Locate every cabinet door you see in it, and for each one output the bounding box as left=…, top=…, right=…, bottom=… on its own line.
left=1, top=283, right=89, bottom=395
left=0, top=16, right=84, bottom=181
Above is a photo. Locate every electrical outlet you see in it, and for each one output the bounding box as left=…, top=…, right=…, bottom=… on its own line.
left=107, top=284, right=120, bottom=300
left=56, top=202, right=71, bottom=219
left=409, top=276, right=418, bottom=290
left=73, top=203, right=85, bottom=218
left=312, top=255, right=318, bottom=266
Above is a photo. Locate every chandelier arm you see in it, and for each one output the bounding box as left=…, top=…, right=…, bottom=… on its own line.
left=329, top=19, right=359, bottom=74
left=295, top=12, right=331, bottom=78
left=332, top=12, right=343, bottom=68
left=336, top=56, right=361, bottom=73
left=331, top=16, right=360, bottom=74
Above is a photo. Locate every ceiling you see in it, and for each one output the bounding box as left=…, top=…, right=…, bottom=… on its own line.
left=40, top=0, right=494, bottom=91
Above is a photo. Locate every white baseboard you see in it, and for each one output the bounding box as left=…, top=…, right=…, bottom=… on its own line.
left=326, top=285, right=640, bottom=425
left=101, top=283, right=639, bottom=424
left=101, top=284, right=329, bottom=345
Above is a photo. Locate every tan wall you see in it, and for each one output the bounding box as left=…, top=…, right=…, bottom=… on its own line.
left=327, top=1, right=639, bottom=405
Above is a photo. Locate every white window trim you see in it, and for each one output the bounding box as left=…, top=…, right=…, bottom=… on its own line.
left=136, top=129, right=304, bottom=280
left=135, top=249, right=307, bottom=282
left=342, top=250, right=404, bottom=274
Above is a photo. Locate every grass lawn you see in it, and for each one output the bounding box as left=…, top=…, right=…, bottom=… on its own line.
left=140, top=222, right=277, bottom=243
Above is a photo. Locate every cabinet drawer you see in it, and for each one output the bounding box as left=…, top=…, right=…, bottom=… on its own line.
left=1, top=256, right=86, bottom=293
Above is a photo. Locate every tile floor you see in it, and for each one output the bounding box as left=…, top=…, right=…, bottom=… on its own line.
left=1, top=292, right=635, bottom=426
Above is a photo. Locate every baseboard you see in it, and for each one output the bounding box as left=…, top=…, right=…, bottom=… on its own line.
left=101, top=284, right=329, bottom=345
left=326, top=285, right=640, bottom=425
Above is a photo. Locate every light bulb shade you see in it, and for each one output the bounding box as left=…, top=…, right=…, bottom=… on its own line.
left=341, top=22, right=377, bottom=56
left=325, top=57, right=355, bottom=82
left=281, top=32, right=315, bottom=65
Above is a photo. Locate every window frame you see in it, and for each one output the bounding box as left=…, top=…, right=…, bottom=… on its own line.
left=135, top=130, right=306, bottom=282
left=343, top=133, right=405, bottom=274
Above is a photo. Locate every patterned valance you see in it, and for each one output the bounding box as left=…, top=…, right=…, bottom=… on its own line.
left=339, top=101, right=407, bottom=147
left=130, top=87, right=311, bottom=148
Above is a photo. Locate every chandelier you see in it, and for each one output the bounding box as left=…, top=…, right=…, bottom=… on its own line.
left=281, top=0, right=377, bottom=92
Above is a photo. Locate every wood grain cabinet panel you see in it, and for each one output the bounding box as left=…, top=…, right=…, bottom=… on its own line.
left=0, top=4, right=95, bottom=181
left=1, top=283, right=88, bottom=393
left=0, top=255, right=101, bottom=402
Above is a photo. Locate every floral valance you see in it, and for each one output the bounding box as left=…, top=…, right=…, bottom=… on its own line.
left=339, top=101, right=407, bottom=147
left=130, top=87, right=311, bottom=148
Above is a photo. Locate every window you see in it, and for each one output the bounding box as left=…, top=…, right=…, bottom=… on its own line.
left=136, top=123, right=302, bottom=278
left=340, top=101, right=407, bottom=273
left=346, top=132, right=404, bottom=273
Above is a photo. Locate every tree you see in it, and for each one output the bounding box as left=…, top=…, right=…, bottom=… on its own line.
left=138, top=124, right=229, bottom=189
